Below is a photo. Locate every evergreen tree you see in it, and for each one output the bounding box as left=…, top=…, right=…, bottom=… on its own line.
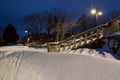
left=2, top=24, right=19, bottom=44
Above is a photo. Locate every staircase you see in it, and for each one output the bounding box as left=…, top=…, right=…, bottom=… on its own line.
left=48, top=16, right=120, bottom=52
left=59, top=26, right=103, bottom=51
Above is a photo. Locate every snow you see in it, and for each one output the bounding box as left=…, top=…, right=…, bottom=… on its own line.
left=105, top=31, right=120, bottom=37
left=112, top=31, right=120, bottom=36
left=63, top=44, right=120, bottom=60
left=0, top=45, right=120, bottom=80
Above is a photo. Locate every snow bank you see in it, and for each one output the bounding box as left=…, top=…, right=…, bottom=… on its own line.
left=17, top=52, right=120, bottom=80
left=64, top=47, right=120, bottom=60
left=0, top=45, right=47, bottom=52
left=0, top=45, right=120, bottom=80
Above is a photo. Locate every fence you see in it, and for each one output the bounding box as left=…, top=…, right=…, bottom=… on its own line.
left=48, top=16, right=120, bottom=52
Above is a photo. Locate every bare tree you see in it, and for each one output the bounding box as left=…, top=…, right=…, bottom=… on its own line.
left=68, top=14, right=95, bottom=35
left=45, top=8, right=72, bottom=41
left=24, top=11, right=48, bottom=43
left=99, top=10, right=120, bottom=24
left=24, top=8, right=73, bottom=42
left=107, top=10, right=120, bottom=20
left=24, top=11, right=45, bottom=34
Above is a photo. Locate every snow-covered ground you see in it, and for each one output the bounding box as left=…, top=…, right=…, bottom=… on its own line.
left=0, top=44, right=120, bottom=80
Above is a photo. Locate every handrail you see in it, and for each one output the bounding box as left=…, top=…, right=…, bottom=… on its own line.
left=59, top=25, right=104, bottom=51
left=60, top=25, right=103, bottom=44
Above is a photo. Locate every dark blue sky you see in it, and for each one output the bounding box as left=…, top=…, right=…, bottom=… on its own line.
left=0, top=0, right=120, bottom=37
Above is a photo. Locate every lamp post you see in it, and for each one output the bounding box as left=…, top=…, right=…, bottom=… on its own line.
left=25, top=30, right=31, bottom=43
left=90, top=7, right=103, bottom=26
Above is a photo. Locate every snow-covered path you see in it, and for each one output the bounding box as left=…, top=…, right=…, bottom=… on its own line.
left=0, top=51, right=24, bottom=80
left=0, top=45, right=120, bottom=80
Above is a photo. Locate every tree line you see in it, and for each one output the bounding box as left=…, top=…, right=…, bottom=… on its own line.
left=0, top=8, right=120, bottom=46
left=23, top=8, right=120, bottom=44
left=23, top=8, right=73, bottom=43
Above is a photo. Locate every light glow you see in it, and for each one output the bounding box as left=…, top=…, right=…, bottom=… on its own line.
left=25, top=30, right=28, bottom=33
left=98, top=11, right=103, bottom=16
left=91, top=8, right=97, bottom=15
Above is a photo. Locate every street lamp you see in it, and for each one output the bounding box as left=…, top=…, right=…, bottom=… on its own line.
left=90, top=7, right=103, bottom=26
left=25, top=30, right=28, bottom=33
left=25, top=30, right=31, bottom=36
left=25, top=30, right=31, bottom=43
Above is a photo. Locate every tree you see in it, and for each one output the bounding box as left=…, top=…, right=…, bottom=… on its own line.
left=0, top=26, right=4, bottom=46
left=101, top=10, right=120, bottom=24
left=24, top=8, right=73, bottom=42
left=24, top=11, right=48, bottom=43
left=77, top=14, right=93, bottom=31
left=24, top=11, right=46, bottom=34
left=2, top=24, right=19, bottom=44
left=68, top=14, right=95, bottom=34
left=45, top=8, right=72, bottom=41
left=0, top=26, right=4, bottom=38
left=107, top=10, right=120, bottom=20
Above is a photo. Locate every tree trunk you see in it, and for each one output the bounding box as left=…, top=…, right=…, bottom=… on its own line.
left=60, top=30, right=64, bottom=41
left=54, top=31, right=58, bottom=42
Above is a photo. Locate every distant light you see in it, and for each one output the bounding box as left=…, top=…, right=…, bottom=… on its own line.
left=98, top=11, right=103, bottom=16
left=91, top=8, right=97, bottom=15
left=25, top=30, right=28, bottom=33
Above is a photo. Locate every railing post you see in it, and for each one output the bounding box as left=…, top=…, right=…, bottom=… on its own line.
left=63, top=42, right=66, bottom=51
left=90, top=31, right=94, bottom=42
left=73, top=36, right=77, bottom=49
left=100, top=27, right=103, bottom=37
left=68, top=41, right=71, bottom=50
left=84, top=34, right=87, bottom=44
left=97, top=29, right=100, bottom=38
left=79, top=36, right=82, bottom=46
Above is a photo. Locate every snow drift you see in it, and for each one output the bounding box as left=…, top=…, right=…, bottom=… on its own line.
left=0, top=45, right=120, bottom=80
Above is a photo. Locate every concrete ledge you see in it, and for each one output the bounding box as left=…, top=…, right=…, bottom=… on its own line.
left=47, top=42, right=60, bottom=52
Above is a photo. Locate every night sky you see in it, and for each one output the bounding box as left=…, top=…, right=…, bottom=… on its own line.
left=0, top=0, right=120, bottom=37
